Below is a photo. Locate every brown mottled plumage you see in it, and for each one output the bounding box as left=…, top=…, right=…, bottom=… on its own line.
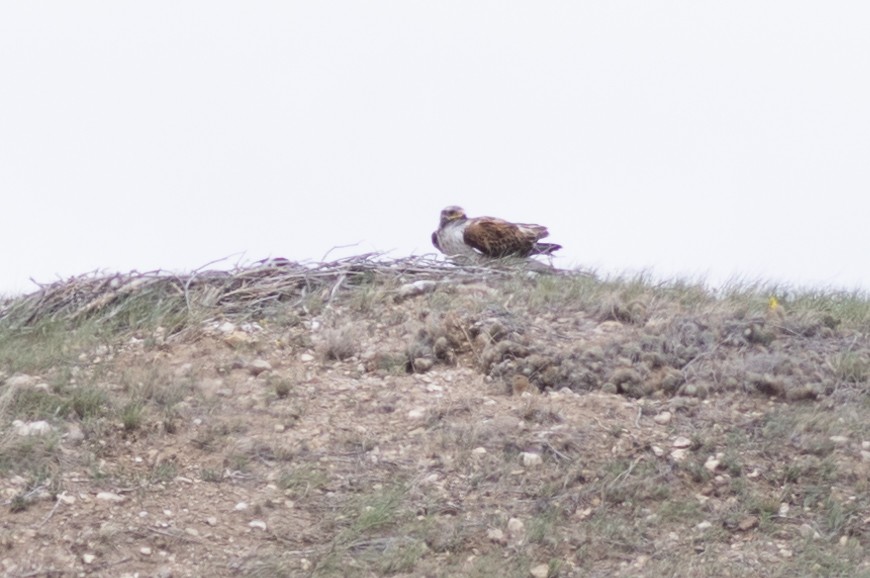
left=431, top=206, right=561, bottom=259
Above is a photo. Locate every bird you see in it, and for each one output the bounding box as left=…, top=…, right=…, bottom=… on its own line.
left=431, top=206, right=562, bottom=260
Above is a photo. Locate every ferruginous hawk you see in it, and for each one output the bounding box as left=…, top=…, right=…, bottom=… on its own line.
left=431, top=206, right=561, bottom=260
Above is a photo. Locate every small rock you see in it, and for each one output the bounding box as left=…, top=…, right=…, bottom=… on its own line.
left=14, top=420, right=54, bottom=437
left=829, top=435, right=849, bottom=446
left=299, top=353, right=315, bottom=363
left=407, top=408, right=426, bottom=420
left=140, top=547, right=152, bottom=556
left=471, top=447, right=487, bottom=457
left=704, top=457, right=720, bottom=472
left=58, top=493, right=76, bottom=505
left=737, top=516, right=759, bottom=531
left=487, top=528, right=506, bottom=544
left=6, top=374, right=39, bottom=387
left=672, top=436, right=692, bottom=448
left=595, top=321, right=623, bottom=334
left=670, top=449, right=689, bottom=462
left=862, top=441, right=870, bottom=450
left=521, top=452, right=543, bottom=467
left=218, top=322, right=237, bottom=333
left=574, top=507, right=593, bottom=520
left=696, top=520, right=712, bottom=530
left=206, top=517, right=218, bottom=526
left=778, top=503, right=790, bottom=516
left=653, top=411, right=672, bottom=425
left=631, top=554, right=650, bottom=570
left=96, top=492, right=125, bottom=503
left=412, top=358, right=434, bottom=373
left=507, top=517, right=525, bottom=538
left=225, top=331, right=254, bottom=347
left=65, top=424, right=85, bottom=444
left=234, top=502, right=249, bottom=511
left=396, top=280, right=438, bottom=300
left=799, top=524, right=820, bottom=539
left=249, top=520, right=267, bottom=530
left=530, top=563, right=550, bottom=578
left=651, top=445, right=665, bottom=457
left=249, top=359, right=272, bottom=376
left=274, top=424, right=286, bottom=433
left=82, top=554, right=96, bottom=564
left=300, top=559, right=312, bottom=571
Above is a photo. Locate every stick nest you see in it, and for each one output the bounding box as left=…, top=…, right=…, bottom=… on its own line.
left=0, top=253, right=566, bottom=328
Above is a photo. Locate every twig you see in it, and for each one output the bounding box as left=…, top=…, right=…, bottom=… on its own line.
left=36, top=493, right=64, bottom=528
left=456, top=322, right=484, bottom=368
left=605, top=456, right=643, bottom=493
left=543, top=441, right=572, bottom=462
left=320, top=242, right=362, bottom=263
left=327, top=274, right=347, bottom=305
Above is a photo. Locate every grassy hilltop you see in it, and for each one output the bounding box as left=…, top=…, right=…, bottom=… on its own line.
left=0, top=256, right=868, bottom=577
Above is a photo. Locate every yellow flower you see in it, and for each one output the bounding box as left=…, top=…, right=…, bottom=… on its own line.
left=768, top=296, right=780, bottom=311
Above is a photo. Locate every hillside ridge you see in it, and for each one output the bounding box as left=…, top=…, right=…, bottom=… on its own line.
left=1, top=257, right=868, bottom=577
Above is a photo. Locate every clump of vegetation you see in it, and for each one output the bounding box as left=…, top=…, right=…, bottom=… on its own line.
left=318, top=327, right=360, bottom=361
left=69, top=386, right=109, bottom=420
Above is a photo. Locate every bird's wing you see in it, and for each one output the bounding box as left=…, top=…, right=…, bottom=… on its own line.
left=463, top=217, right=545, bottom=258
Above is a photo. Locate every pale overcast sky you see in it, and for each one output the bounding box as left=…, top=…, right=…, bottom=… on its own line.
left=2, top=2, right=868, bottom=296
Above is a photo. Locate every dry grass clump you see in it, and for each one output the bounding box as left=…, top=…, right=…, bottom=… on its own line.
left=829, top=351, right=869, bottom=384
left=318, top=327, right=361, bottom=361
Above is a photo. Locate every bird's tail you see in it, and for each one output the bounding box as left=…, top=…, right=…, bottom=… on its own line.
left=532, top=242, right=562, bottom=255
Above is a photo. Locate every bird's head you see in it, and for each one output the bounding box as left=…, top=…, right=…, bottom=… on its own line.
left=439, top=205, right=467, bottom=227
